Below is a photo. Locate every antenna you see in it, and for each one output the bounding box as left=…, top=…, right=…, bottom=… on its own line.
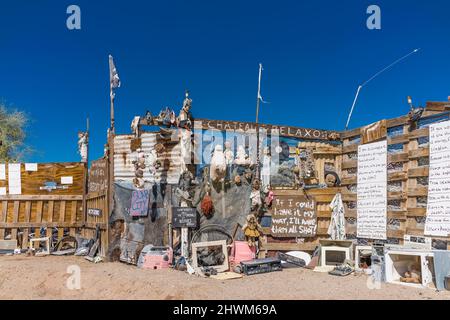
left=345, top=48, right=421, bottom=130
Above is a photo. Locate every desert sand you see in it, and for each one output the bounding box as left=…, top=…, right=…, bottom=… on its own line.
left=0, top=255, right=449, bottom=300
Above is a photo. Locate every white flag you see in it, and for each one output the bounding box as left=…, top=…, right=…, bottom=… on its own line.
left=258, top=92, right=269, bottom=104
left=109, top=54, right=121, bottom=89
left=257, top=64, right=269, bottom=104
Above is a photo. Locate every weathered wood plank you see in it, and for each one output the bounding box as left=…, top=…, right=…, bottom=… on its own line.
left=409, top=128, right=429, bottom=140
left=342, top=160, right=357, bottom=169
left=408, top=167, right=429, bottom=178
left=0, top=201, right=7, bottom=239
left=388, top=171, right=408, bottom=181
left=388, top=134, right=409, bottom=145
left=340, top=128, right=361, bottom=139
left=407, top=187, right=428, bottom=197
left=70, top=200, right=78, bottom=236
left=34, top=201, right=44, bottom=248
left=21, top=201, right=32, bottom=249
left=342, top=144, right=358, bottom=154
left=389, top=152, right=409, bottom=163
left=85, top=191, right=107, bottom=200
left=0, top=222, right=106, bottom=229
left=386, top=116, right=409, bottom=128
left=0, top=195, right=83, bottom=201
left=387, top=191, right=407, bottom=200
left=341, top=176, right=356, bottom=185
left=409, top=148, right=429, bottom=159
left=57, top=201, right=66, bottom=240
left=261, top=241, right=317, bottom=252
left=10, top=201, right=20, bottom=240
left=407, top=207, right=426, bottom=217
left=46, top=201, right=54, bottom=239
left=424, top=102, right=450, bottom=112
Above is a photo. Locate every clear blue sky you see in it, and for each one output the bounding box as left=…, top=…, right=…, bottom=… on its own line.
left=1, top=0, right=450, bottom=162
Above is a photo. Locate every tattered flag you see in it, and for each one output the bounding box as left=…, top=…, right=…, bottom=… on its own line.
left=109, top=54, right=121, bottom=89
left=258, top=92, right=270, bottom=104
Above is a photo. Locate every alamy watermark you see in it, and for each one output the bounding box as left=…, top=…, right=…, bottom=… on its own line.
left=66, top=264, right=81, bottom=290
left=367, top=5, right=381, bottom=30
left=66, top=5, right=81, bottom=30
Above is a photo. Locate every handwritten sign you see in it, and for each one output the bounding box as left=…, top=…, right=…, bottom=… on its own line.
left=425, top=120, right=450, bottom=236
left=172, top=207, right=198, bottom=228
left=271, top=195, right=316, bottom=237
left=88, top=159, right=108, bottom=193
left=357, top=140, right=387, bottom=240
left=130, top=189, right=150, bottom=217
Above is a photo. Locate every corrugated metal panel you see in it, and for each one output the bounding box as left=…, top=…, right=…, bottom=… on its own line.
left=113, top=132, right=182, bottom=184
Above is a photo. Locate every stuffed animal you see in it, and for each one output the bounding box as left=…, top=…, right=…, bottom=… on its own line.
left=242, top=214, right=263, bottom=247
left=234, top=145, right=250, bottom=166
left=210, top=145, right=227, bottom=182
left=224, top=140, right=234, bottom=165
left=400, top=262, right=421, bottom=284
left=130, top=116, right=140, bottom=137
left=179, top=129, right=192, bottom=172
left=77, top=131, right=88, bottom=163
left=250, top=180, right=262, bottom=212
left=264, top=186, right=274, bottom=207
left=132, top=149, right=146, bottom=188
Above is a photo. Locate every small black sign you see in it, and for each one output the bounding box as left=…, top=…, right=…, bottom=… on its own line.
left=87, top=208, right=102, bottom=217
left=172, top=207, right=198, bottom=228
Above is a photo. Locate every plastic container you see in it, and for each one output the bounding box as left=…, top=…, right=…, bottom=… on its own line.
left=138, top=245, right=173, bottom=269
left=229, top=241, right=256, bottom=266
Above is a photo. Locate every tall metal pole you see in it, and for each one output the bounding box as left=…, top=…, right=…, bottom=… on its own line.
left=345, top=85, right=362, bottom=131
left=82, top=117, right=90, bottom=231
left=255, top=63, right=262, bottom=179
left=110, top=82, right=115, bottom=134
left=86, top=117, right=90, bottom=165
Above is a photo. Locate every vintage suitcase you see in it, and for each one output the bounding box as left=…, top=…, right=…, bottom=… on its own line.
left=240, top=257, right=282, bottom=275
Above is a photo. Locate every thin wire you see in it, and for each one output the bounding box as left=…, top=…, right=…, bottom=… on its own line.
left=360, top=48, right=420, bottom=87
left=344, top=48, right=421, bottom=130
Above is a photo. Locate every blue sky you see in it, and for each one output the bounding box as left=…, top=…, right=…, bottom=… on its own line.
left=1, top=0, right=450, bottom=162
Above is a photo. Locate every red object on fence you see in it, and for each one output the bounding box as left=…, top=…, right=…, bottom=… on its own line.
left=201, top=194, right=214, bottom=217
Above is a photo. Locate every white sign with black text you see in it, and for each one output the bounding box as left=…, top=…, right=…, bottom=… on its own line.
left=425, top=120, right=450, bottom=237
left=357, top=140, right=387, bottom=240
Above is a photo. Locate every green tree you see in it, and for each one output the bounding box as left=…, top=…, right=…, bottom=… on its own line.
left=0, top=104, right=31, bottom=162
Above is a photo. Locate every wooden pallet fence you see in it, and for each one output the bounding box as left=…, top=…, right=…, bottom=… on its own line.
left=340, top=103, right=450, bottom=247
left=0, top=195, right=84, bottom=248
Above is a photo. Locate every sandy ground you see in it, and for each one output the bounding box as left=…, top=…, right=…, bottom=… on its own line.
left=0, top=255, right=449, bottom=300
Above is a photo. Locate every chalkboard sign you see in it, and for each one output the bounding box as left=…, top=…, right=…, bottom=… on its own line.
left=271, top=194, right=317, bottom=237
left=172, top=207, right=198, bottom=228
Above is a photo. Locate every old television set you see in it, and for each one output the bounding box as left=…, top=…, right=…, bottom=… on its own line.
left=319, top=239, right=353, bottom=267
